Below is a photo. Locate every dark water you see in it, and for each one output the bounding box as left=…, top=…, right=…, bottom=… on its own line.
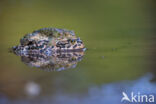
left=0, top=0, right=156, bottom=104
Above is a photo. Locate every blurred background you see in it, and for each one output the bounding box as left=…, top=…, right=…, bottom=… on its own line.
left=0, top=0, right=156, bottom=104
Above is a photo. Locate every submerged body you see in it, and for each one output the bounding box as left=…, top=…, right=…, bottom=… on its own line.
left=12, top=28, right=85, bottom=55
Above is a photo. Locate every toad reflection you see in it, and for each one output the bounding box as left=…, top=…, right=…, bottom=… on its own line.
left=12, top=51, right=84, bottom=71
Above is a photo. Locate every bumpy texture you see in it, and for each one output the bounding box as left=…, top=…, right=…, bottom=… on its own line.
left=12, top=28, right=85, bottom=56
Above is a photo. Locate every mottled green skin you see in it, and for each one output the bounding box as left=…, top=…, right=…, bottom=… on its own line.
left=12, top=28, right=85, bottom=56
left=33, top=28, right=75, bottom=37
left=20, top=28, right=76, bottom=46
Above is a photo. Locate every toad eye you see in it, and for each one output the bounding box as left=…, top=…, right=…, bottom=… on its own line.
left=27, top=41, right=34, bottom=45
left=26, top=41, right=36, bottom=46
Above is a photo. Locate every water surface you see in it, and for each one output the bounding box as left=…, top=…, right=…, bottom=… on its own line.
left=0, top=0, right=156, bottom=104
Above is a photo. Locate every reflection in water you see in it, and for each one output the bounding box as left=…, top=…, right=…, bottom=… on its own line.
left=0, top=74, right=155, bottom=104
left=12, top=51, right=84, bottom=71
